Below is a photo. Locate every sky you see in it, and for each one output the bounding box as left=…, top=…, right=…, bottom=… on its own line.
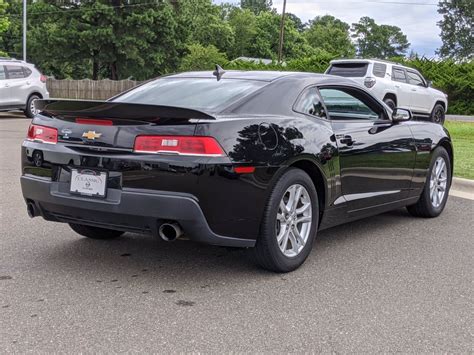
left=214, top=0, right=443, bottom=57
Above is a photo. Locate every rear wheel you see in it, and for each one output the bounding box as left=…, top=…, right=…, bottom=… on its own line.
left=383, top=97, right=396, bottom=110
left=253, top=168, right=318, bottom=273
left=25, top=94, right=41, bottom=118
left=407, top=147, right=451, bottom=218
left=430, top=104, right=445, bottom=125
left=69, top=223, right=124, bottom=239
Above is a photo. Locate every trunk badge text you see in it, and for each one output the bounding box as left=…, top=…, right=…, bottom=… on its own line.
left=82, top=131, right=102, bottom=140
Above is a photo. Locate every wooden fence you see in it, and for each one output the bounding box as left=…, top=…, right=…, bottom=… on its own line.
left=46, top=79, right=143, bottom=100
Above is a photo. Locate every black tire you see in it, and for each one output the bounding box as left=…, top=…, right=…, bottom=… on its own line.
left=253, top=168, right=319, bottom=273
left=25, top=94, right=41, bottom=118
left=407, top=147, right=451, bottom=218
left=430, top=104, right=445, bottom=125
left=383, top=97, right=396, bottom=110
left=69, top=223, right=125, bottom=239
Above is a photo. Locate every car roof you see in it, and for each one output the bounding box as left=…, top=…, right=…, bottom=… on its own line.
left=330, top=58, right=402, bottom=66
left=0, top=59, right=36, bottom=67
left=166, top=70, right=354, bottom=84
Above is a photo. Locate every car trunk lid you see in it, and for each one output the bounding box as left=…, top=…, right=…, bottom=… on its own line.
left=35, top=99, right=215, bottom=149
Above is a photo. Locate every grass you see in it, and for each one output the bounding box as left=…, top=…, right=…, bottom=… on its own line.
left=444, top=121, right=474, bottom=180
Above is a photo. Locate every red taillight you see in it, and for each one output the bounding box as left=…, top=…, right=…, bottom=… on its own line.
left=27, top=124, right=58, bottom=144
left=76, top=118, right=113, bottom=126
left=134, top=136, right=225, bottom=156
left=40, top=74, right=47, bottom=83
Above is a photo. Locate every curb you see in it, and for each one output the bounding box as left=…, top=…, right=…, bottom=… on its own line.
left=450, top=177, right=474, bottom=200
left=452, top=177, right=474, bottom=193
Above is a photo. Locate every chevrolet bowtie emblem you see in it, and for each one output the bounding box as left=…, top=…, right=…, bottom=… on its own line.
left=82, top=131, right=102, bottom=140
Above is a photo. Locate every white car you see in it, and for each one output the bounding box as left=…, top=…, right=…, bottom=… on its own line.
left=0, top=58, right=50, bottom=118
left=326, top=59, right=448, bottom=124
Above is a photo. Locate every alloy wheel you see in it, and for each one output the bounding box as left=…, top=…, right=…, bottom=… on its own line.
left=433, top=107, right=444, bottom=124
left=430, top=156, right=448, bottom=208
left=30, top=98, right=39, bottom=116
left=276, top=184, right=312, bottom=257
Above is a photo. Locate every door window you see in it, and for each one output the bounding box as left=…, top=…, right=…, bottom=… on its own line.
left=0, top=66, right=5, bottom=80
left=392, top=67, right=407, bottom=83
left=319, top=88, right=382, bottom=120
left=407, top=71, right=425, bottom=87
left=5, top=65, right=26, bottom=79
left=294, top=87, right=327, bottom=119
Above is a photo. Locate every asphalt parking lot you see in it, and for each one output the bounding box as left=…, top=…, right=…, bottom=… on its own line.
left=1, top=114, right=473, bottom=352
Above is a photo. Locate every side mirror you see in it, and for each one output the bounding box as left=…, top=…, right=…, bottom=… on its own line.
left=427, top=80, right=433, bottom=88
left=392, top=108, right=412, bottom=122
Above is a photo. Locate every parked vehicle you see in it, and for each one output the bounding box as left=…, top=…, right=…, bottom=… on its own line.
left=326, top=59, right=448, bottom=124
left=21, top=70, right=453, bottom=272
left=0, top=58, right=49, bottom=118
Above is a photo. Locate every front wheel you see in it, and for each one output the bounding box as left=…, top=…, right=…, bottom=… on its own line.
left=253, top=168, right=319, bottom=273
left=430, top=104, right=445, bottom=125
left=69, top=223, right=125, bottom=239
left=383, top=97, right=396, bottom=110
left=407, top=147, right=451, bottom=218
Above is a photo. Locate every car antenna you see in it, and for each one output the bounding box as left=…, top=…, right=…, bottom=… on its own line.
left=213, top=64, right=226, bottom=81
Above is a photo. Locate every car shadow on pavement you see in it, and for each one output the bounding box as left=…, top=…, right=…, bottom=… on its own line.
left=37, top=208, right=414, bottom=284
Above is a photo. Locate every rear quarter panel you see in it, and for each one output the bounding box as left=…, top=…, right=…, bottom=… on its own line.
left=406, top=120, right=453, bottom=194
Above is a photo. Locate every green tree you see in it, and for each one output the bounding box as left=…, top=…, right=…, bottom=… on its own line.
left=305, top=15, right=355, bottom=57
left=240, top=0, right=272, bottom=15
left=4, top=0, right=185, bottom=80
left=178, top=0, right=234, bottom=54
left=248, top=10, right=310, bottom=60
left=179, top=43, right=227, bottom=71
left=437, top=0, right=473, bottom=60
left=351, top=17, right=410, bottom=58
left=228, top=8, right=257, bottom=58
left=0, top=0, right=10, bottom=56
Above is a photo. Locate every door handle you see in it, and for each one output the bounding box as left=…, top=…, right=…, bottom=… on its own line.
left=338, top=135, right=355, bottom=146
left=411, top=88, right=417, bottom=91
left=4, top=83, right=9, bottom=87
left=395, top=85, right=400, bottom=88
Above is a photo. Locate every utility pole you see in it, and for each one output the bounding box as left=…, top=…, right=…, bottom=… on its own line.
left=22, top=0, right=27, bottom=61
left=277, top=0, right=287, bottom=64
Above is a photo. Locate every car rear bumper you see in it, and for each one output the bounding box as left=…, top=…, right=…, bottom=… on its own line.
left=21, top=175, right=255, bottom=248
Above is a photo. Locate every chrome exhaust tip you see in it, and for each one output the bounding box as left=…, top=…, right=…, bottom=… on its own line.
left=158, top=222, right=183, bottom=242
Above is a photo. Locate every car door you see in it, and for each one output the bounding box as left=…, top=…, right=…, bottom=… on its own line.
left=406, top=70, right=432, bottom=114
left=4, top=65, right=30, bottom=106
left=319, top=86, right=416, bottom=212
left=391, top=66, right=412, bottom=109
left=0, top=65, right=9, bottom=107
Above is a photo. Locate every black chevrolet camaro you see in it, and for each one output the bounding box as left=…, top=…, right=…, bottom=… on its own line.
left=21, top=70, right=453, bottom=272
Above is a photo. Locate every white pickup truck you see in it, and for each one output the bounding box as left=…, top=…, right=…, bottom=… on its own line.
left=326, top=59, right=448, bottom=124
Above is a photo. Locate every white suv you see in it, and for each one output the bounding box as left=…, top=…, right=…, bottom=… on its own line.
left=0, top=58, right=50, bottom=118
left=326, top=59, right=448, bottom=124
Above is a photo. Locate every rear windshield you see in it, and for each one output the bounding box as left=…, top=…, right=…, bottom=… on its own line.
left=327, top=63, right=368, bottom=77
left=113, top=78, right=266, bottom=111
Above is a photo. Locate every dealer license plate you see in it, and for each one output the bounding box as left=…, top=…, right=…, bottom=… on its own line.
left=70, top=169, right=107, bottom=197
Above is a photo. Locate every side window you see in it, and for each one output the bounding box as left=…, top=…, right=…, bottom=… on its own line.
left=392, top=67, right=407, bottom=83
left=23, top=67, right=32, bottom=77
left=372, top=63, right=387, bottom=78
left=5, top=65, right=26, bottom=79
left=294, top=87, right=327, bottom=119
left=0, top=66, right=5, bottom=80
left=319, top=88, right=382, bottom=120
left=407, top=71, right=425, bottom=87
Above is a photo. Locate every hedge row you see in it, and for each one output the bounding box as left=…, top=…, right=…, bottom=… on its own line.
left=225, top=56, right=474, bottom=115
